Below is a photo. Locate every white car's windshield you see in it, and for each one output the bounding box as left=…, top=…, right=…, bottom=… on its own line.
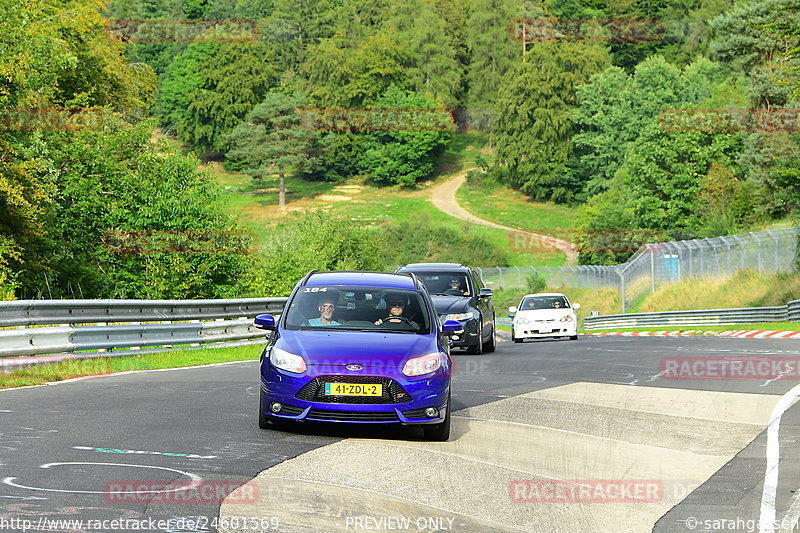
left=519, top=296, right=570, bottom=310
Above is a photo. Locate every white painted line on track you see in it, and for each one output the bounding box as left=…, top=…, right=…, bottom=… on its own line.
left=760, top=383, right=800, bottom=533
left=454, top=415, right=722, bottom=456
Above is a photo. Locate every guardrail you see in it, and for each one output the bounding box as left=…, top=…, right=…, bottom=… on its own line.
left=583, top=299, right=800, bottom=330
left=0, top=298, right=289, bottom=369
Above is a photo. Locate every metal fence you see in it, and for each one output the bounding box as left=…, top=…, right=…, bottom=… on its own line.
left=477, top=228, right=799, bottom=312
left=0, top=298, right=288, bottom=370
left=584, top=299, right=800, bottom=330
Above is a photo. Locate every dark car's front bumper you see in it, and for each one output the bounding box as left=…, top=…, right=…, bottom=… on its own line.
left=442, top=316, right=480, bottom=348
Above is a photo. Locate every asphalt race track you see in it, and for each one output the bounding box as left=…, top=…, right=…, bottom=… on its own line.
left=3, top=336, right=800, bottom=533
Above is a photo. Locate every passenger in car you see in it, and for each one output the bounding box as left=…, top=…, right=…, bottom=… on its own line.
left=304, top=296, right=342, bottom=326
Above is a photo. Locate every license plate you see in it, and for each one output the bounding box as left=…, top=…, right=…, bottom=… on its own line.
left=539, top=329, right=552, bottom=334
left=324, top=383, right=383, bottom=396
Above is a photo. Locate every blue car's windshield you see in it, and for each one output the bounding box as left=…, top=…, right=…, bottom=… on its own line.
left=284, top=286, right=432, bottom=334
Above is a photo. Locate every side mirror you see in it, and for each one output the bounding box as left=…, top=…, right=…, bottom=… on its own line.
left=254, top=314, right=276, bottom=330
left=442, top=320, right=464, bottom=336
left=508, top=306, right=518, bottom=313
left=478, top=288, right=493, bottom=298
left=572, top=303, right=581, bottom=310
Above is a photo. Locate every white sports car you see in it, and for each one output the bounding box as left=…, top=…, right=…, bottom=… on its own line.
left=509, top=293, right=580, bottom=342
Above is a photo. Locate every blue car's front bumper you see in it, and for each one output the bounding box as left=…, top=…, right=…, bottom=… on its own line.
left=260, top=364, right=450, bottom=425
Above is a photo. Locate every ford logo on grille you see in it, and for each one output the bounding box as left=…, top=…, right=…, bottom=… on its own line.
left=346, top=364, right=363, bottom=371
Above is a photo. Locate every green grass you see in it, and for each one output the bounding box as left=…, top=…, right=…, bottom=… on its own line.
left=436, top=130, right=495, bottom=175
left=457, top=180, right=578, bottom=234
left=583, top=322, right=800, bottom=333
left=0, top=344, right=261, bottom=390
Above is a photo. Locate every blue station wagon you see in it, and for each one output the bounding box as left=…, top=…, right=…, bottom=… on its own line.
left=254, top=270, right=463, bottom=441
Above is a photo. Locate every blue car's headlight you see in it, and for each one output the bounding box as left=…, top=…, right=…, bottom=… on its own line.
left=402, top=352, right=443, bottom=377
left=444, top=311, right=475, bottom=321
left=270, top=347, right=307, bottom=374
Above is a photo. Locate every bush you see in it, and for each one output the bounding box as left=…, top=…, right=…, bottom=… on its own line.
left=526, top=271, right=546, bottom=293
left=237, top=212, right=386, bottom=297
left=380, top=214, right=510, bottom=267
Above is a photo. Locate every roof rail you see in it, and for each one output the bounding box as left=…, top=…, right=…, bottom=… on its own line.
left=300, top=270, right=318, bottom=286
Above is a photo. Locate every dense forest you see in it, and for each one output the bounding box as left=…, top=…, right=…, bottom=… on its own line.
left=0, top=0, right=798, bottom=298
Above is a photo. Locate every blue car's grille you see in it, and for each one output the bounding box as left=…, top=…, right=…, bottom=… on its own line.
left=307, top=409, right=399, bottom=422
left=295, top=376, right=413, bottom=404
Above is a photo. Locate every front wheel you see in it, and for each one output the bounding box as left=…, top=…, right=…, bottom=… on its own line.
left=483, top=322, right=496, bottom=353
left=423, top=392, right=451, bottom=441
left=467, top=323, right=484, bottom=355
left=569, top=335, right=578, bottom=340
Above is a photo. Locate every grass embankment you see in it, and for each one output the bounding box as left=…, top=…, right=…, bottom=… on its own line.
left=0, top=345, right=260, bottom=390
left=632, top=270, right=800, bottom=313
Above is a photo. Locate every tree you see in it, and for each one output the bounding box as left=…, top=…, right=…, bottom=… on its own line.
left=225, top=91, right=320, bottom=208
left=182, top=43, right=276, bottom=153
left=464, top=0, right=518, bottom=128
left=622, top=122, right=743, bottom=235
left=493, top=43, right=608, bottom=202
left=711, top=0, right=798, bottom=107
left=571, top=56, right=723, bottom=196
left=359, top=86, right=454, bottom=186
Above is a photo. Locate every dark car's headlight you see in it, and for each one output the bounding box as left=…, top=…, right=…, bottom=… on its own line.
left=444, top=311, right=475, bottom=321
left=270, top=347, right=307, bottom=374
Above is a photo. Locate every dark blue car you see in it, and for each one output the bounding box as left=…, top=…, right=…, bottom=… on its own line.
left=254, top=270, right=463, bottom=441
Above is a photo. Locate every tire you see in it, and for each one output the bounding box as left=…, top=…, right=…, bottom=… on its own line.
left=482, top=323, right=496, bottom=353
left=570, top=335, right=578, bottom=340
left=467, top=323, right=483, bottom=355
left=258, top=390, right=270, bottom=429
left=511, top=328, right=523, bottom=343
left=423, top=391, right=451, bottom=442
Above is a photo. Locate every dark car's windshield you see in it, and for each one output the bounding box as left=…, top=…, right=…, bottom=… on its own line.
left=519, top=295, right=570, bottom=310
left=284, top=286, right=432, bottom=333
left=413, top=272, right=472, bottom=296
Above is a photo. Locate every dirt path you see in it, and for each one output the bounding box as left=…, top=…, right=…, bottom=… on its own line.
left=428, top=169, right=579, bottom=265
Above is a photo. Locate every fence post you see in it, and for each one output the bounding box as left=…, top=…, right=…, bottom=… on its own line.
left=649, top=245, right=655, bottom=293
left=496, top=267, right=503, bottom=287
left=751, top=232, right=762, bottom=274
left=515, top=266, right=521, bottom=288
left=618, top=269, right=626, bottom=313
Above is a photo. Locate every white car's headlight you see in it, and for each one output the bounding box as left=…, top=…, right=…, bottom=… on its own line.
left=560, top=315, right=574, bottom=322
left=516, top=317, right=530, bottom=324
left=444, top=311, right=475, bottom=321
left=270, top=347, right=307, bottom=374
left=402, top=353, right=443, bottom=377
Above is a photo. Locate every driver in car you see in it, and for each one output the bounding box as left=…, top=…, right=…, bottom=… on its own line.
left=374, top=294, right=419, bottom=329
left=445, top=278, right=469, bottom=296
